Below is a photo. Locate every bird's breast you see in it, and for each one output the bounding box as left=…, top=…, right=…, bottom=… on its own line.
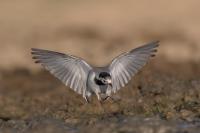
left=87, top=71, right=99, bottom=92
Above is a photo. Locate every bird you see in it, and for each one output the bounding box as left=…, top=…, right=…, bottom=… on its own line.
left=31, top=41, right=159, bottom=103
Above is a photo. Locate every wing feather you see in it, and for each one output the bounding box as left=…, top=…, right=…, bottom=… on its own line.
left=31, top=48, right=92, bottom=96
left=109, top=41, right=159, bottom=93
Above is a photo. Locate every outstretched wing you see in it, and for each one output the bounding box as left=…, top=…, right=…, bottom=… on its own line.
left=108, top=41, right=159, bottom=93
left=31, top=48, right=92, bottom=95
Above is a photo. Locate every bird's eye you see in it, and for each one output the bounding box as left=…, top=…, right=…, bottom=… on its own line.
left=102, top=79, right=106, bottom=83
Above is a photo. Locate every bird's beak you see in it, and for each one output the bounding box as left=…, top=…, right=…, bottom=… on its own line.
left=106, top=79, right=112, bottom=87
left=106, top=79, right=112, bottom=84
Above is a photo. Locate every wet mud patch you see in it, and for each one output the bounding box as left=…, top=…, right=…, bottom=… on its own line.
left=0, top=60, right=200, bottom=133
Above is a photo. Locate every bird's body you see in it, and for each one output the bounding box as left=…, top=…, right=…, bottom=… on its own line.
left=87, top=67, right=112, bottom=102
left=31, top=41, right=159, bottom=103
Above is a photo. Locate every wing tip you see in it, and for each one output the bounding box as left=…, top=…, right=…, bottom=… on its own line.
left=31, top=48, right=42, bottom=55
left=31, top=48, right=40, bottom=52
left=31, top=49, right=41, bottom=63
left=34, top=60, right=41, bottom=63
left=151, top=41, right=159, bottom=57
left=31, top=48, right=35, bottom=50
left=152, top=49, right=158, bottom=52
left=150, top=40, right=159, bottom=57
left=153, top=40, right=160, bottom=44
left=32, top=56, right=38, bottom=59
left=151, top=40, right=160, bottom=47
left=31, top=51, right=37, bottom=55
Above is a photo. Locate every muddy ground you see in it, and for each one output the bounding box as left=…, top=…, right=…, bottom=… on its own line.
left=0, top=60, right=200, bottom=133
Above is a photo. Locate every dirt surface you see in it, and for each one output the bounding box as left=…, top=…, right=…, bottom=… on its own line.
left=0, top=60, right=200, bottom=133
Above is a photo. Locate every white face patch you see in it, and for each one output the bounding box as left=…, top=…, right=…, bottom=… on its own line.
left=106, top=78, right=112, bottom=84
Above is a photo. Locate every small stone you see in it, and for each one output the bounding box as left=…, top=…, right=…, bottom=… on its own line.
left=165, top=111, right=175, bottom=119
left=180, top=110, right=193, bottom=117
left=180, top=110, right=194, bottom=121
left=88, top=118, right=98, bottom=125
left=65, top=118, right=79, bottom=124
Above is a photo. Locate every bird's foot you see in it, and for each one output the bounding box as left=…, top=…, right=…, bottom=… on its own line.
left=103, top=95, right=121, bottom=103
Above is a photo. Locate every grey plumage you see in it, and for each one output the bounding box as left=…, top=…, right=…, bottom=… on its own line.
left=31, top=41, right=159, bottom=102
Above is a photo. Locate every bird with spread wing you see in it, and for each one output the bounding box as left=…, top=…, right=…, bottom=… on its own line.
left=31, top=41, right=159, bottom=103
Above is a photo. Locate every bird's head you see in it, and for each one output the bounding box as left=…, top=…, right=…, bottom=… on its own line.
left=98, top=72, right=112, bottom=87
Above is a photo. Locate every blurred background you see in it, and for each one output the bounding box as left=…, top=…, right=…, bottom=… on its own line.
left=0, top=1, right=200, bottom=133
left=0, top=0, right=199, bottom=69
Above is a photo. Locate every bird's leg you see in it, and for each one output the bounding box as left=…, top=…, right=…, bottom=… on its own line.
left=105, top=96, right=113, bottom=101
left=84, top=96, right=91, bottom=104
left=85, top=97, right=89, bottom=103
left=83, top=91, right=92, bottom=104
left=104, top=95, right=121, bottom=103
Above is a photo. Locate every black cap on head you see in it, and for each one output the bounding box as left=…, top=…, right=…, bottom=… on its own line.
left=99, top=72, right=111, bottom=78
